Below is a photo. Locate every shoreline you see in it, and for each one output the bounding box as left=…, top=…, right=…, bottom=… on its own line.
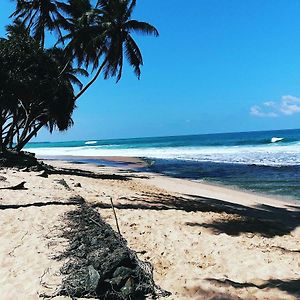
left=1, top=158, right=299, bottom=299
left=39, top=154, right=148, bottom=168
left=40, top=154, right=300, bottom=206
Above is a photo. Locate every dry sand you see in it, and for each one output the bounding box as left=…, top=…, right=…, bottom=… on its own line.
left=0, top=159, right=299, bottom=300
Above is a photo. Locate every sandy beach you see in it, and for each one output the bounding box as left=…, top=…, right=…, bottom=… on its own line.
left=0, top=158, right=299, bottom=300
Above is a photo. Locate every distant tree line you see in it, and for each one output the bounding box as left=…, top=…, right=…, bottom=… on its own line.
left=0, top=0, right=158, bottom=152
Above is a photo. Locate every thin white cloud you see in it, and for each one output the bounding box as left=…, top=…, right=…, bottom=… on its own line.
left=280, top=95, right=300, bottom=115
left=250, top=95, right=300, bottom=117
left=250, top=105, right=278, bottom=117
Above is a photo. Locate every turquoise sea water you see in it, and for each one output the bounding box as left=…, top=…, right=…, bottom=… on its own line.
left=26, top=129, right=300, bottom=200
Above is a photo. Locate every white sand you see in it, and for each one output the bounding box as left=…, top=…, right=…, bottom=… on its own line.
left=0, top=160, right=299, bottom=299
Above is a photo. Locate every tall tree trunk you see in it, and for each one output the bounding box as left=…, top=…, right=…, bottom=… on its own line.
left=8, top=113, right=17, bottom=149
left=18, top=119, right=31, bottom=145
left=74, top=59, right=107, bottom=101
left=3, top=112, right=17, bottom=149
left=15, top=122, right=44, bottom=152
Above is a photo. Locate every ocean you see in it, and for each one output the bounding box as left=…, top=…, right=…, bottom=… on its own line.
left=26, top=128, right=300, bottom=201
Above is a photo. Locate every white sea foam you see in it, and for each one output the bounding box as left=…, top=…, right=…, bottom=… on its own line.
left=28, top=143, right=300, bottom=166
left=84, top=141, right=97, bottom=145
left=271, top=137, right=284, bottom=143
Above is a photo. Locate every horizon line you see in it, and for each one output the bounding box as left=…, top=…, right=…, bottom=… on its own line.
left=29, top=127, right=300, bottom=145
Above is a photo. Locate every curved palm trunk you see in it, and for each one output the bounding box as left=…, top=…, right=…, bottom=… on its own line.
left=15, top=122, right=44, bottom=152
left=3, top=112, right=17, bottom=149
left=74, top=59, right=107, bottom=101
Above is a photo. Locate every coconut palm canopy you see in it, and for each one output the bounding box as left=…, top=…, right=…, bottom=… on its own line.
left=0, top=0, right=158, bottom=151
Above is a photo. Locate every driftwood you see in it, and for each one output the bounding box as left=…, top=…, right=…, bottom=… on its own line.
left=110, top=196, right=121, bottom=235
left=0, top=181, right=27, bottom=190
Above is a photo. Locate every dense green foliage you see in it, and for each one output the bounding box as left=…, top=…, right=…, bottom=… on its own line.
left=0, top=0, right=158, bottom=151
left=0, top=23, right=76, bottom=151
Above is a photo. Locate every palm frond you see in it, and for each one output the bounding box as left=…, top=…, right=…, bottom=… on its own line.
left=67, top=74, right=84, bottom=89
left=125, top=20, right=159, bottom=37
left=124, top=0, right=136, bottom=20
left=124, top=35, right=141, bottom=79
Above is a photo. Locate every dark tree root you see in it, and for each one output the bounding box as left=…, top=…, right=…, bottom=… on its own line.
left=48, top=197, right=171, bottom=299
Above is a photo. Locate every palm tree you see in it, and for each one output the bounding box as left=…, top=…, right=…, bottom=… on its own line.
left=47, top=47, right=89, bottom=91
left=58, top=3, right=104, bottom=72
left=61, top=0, right=159, bottom=100
left=6, top=0, right=159, bottom=151
left=10, top=0, right=68, bottom=47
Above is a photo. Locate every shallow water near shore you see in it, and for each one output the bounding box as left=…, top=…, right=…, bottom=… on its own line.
left=143, top=159, right=300, bottom=201
left=27, top=128, right=300, bottom=201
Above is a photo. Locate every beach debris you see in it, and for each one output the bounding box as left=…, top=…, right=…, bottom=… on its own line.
left=74, top=182, right=81, bottom=187
left=54, top=202, right=170, bottom=299
left=0, top=176, right=7, bottom=181
left=110, top=196, right=121, bottom=235
left=0, top=181, right=27, bottom=190
left=49, top=167, right=130, bottom=180
left=37, top=170, right=49, bottom=178
left=54, top=179, right=71, bottom=190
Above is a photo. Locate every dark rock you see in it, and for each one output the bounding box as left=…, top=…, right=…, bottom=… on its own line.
left=100, top=248, right=134, bottom=278
left=74, top=182, right=81, bottom=187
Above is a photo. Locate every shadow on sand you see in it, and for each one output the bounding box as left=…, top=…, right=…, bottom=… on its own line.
left=92, top=192, right=300, bottom=238
left=0, top=201, right=77, bottom=210
left=48, top=167, right=131, bottom=180
left=206, top=278, right=300, bottom=298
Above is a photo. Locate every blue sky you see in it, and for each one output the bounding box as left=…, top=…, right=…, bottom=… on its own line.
left=1, top=0, right=300, bottom=141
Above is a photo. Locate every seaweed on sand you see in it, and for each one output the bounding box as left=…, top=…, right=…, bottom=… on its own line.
left=55, top=198, right=170, bottom=299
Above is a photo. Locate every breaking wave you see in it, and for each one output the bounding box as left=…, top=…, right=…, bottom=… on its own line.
left=29, top=142, right=300, bottom=166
